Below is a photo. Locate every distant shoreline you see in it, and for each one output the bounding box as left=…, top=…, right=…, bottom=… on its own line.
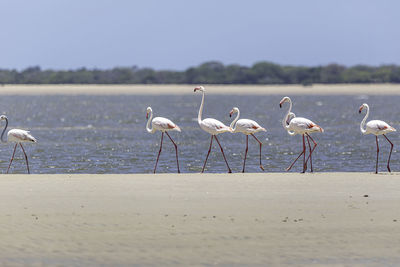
left=0, top=83, right=399, bottom=95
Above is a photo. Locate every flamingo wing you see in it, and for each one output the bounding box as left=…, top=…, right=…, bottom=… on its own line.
left=290, top=117, right=323, bottom=133
left=8, top=129, right=37, bottom=142
left=152, top=117, right=181, bottom=132
left=367, top=120, right=396, bottom=133
left=236, top=119, right=266, bottom=133
left=202, top=118, right=231, bottom=132
left=290, top=117, right=310, bottom=129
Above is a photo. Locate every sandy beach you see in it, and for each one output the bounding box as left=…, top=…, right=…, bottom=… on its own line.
left=1, top=83, right=400, bottom=95
left=0, top=172, right=399, bottom=266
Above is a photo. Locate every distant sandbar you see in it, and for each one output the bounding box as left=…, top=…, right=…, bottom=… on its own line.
left=0, top=83, right=399, bottom=95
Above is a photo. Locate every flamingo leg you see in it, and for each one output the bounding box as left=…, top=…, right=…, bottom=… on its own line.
left=302, top=134, right=306, bottom=173
left=165, top=132, right=180, bottom=173
left=242, top=135, right=249, bottom=173
left=286, top=135, right=305, bottom=172
left=153, top=132, right=164, bottom=173
left=375, top=136, right=379, bottom=174
left=305, top=133, right=317, bottom=172
left=202, top=135, right=214, bottom=173
left=305, top=135, right=312, bottom=172
left=251, top=133, right=264, bottom=171
left=6, top=143, right=18, bottom=174
left=383, top=134, right=393, bottom=173
left=19, top=143, right=30, bottom=174
left=214, top=135, right=232, bottom=173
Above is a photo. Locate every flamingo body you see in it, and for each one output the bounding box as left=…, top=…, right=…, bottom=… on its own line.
left=7, top=129, right=37, bottom=143
left=232, top=119, right=266, bottom=135
left=150, top=117, right=181, bottom=133
left=364, top=120, right=396, bottom=135
left=286, top=117, right=324, bottom=135
left=200, top=118, right=231, bottom=135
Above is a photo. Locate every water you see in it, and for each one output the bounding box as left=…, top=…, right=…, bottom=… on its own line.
left=0, top=94, right=398, bottom=174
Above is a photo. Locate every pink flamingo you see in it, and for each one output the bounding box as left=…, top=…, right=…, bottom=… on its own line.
left=229, top=107, right=266, bottom=172
left=194, top=86, right=232, bottom=173
left=0, top=115, right=37, bottom=174
left=359, top=103, right=396, bottom=174
left=146, top=107, right=181, bottom=173
left=279, top=97, right=324, bottom=173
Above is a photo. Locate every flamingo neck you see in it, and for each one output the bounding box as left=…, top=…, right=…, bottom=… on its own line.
left=360, top=105, right=369, bottom=134
left=1, top=118, right=8, bottom=143
left=230, top=110, right=240, bottom=132
left=287, top=112, right=296, bottom=135
left=146, top=108, right=154, bottom=133
left=282, top=98, right=292, bottom=131
left=197, top=90, right=205, bottom=124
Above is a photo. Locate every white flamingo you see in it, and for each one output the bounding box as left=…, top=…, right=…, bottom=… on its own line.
left=194, top=86, right=232, bottom=173
left=0, top=115, right=37, bottom=174
left=279, top=96, right=324, bottom=173
left=359, top=103, right=396, bottom=174
left=146, top=107, right=181, bottom=173
left=229, top=107, right=266, bottom=172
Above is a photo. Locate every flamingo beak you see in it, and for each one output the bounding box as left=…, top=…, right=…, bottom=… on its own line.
left=194, top=87, right=199, bottom=92
left=229, top=110, right=233, bottom=117
left=358, top=106, right=363, bottom=113
left=279, top=102, right=283, bottom=108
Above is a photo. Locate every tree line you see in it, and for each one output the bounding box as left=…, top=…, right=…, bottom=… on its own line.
left=1, top=61, right=400, bottom=84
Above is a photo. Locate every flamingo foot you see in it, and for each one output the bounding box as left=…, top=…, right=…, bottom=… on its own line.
left=228, top=169, right=232, bottom=173
left=260, top=165, right=265, bottom=171
left=387, top=165, right=391, bottom=173
left=302, top=163, right=307, bottom=173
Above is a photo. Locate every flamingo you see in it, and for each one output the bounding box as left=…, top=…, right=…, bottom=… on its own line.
left=359, top=103, right=396, bottom=174
left=279, top=97, right=324, bottom=173
left=194, top=86, right=232, bottom=173
left=146, top=107, right=181, bottom=173
left=0, top=115, right=37, bottom=174
left=229, top=107, right=266, bottom=172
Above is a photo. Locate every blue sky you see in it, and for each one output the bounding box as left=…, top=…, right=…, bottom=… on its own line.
left=1, top=0, right=399, bottom=70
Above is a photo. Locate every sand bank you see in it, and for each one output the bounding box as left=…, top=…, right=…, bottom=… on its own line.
left=0, top=172, right=399, bottom=266
left=0, top=83, right=399, bottom=95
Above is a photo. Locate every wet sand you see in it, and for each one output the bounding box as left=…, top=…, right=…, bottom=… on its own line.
left=0, top=172, right=399, bottom=266
left=1, top=83, right=400, bottom=95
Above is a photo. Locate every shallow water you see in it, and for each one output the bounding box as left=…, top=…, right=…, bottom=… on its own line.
left=0, top=94, right=398, bottom=174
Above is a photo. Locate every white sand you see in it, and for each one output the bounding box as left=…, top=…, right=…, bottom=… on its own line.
left=0, top=83, right=399, bottom=95
left=0, top=172, right=399, bottom=266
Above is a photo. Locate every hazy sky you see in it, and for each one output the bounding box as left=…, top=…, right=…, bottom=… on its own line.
left=1, top=0, right=399, bottom=70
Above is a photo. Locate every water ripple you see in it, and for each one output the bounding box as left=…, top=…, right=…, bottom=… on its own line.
left=0, top=94, right=398, bottom=173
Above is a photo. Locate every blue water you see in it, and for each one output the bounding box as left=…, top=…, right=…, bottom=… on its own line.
left=0, top=94, right=398, bottom=174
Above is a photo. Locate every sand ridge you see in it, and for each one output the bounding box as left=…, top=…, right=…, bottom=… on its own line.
left=0, top=172, right=399, bottom=266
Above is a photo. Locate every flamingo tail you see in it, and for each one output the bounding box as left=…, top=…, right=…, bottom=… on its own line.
left=174, top=125, right=181, bottom=132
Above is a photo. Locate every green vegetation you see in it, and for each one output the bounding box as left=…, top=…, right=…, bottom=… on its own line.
left=1, top=61, right=400, bottom=84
